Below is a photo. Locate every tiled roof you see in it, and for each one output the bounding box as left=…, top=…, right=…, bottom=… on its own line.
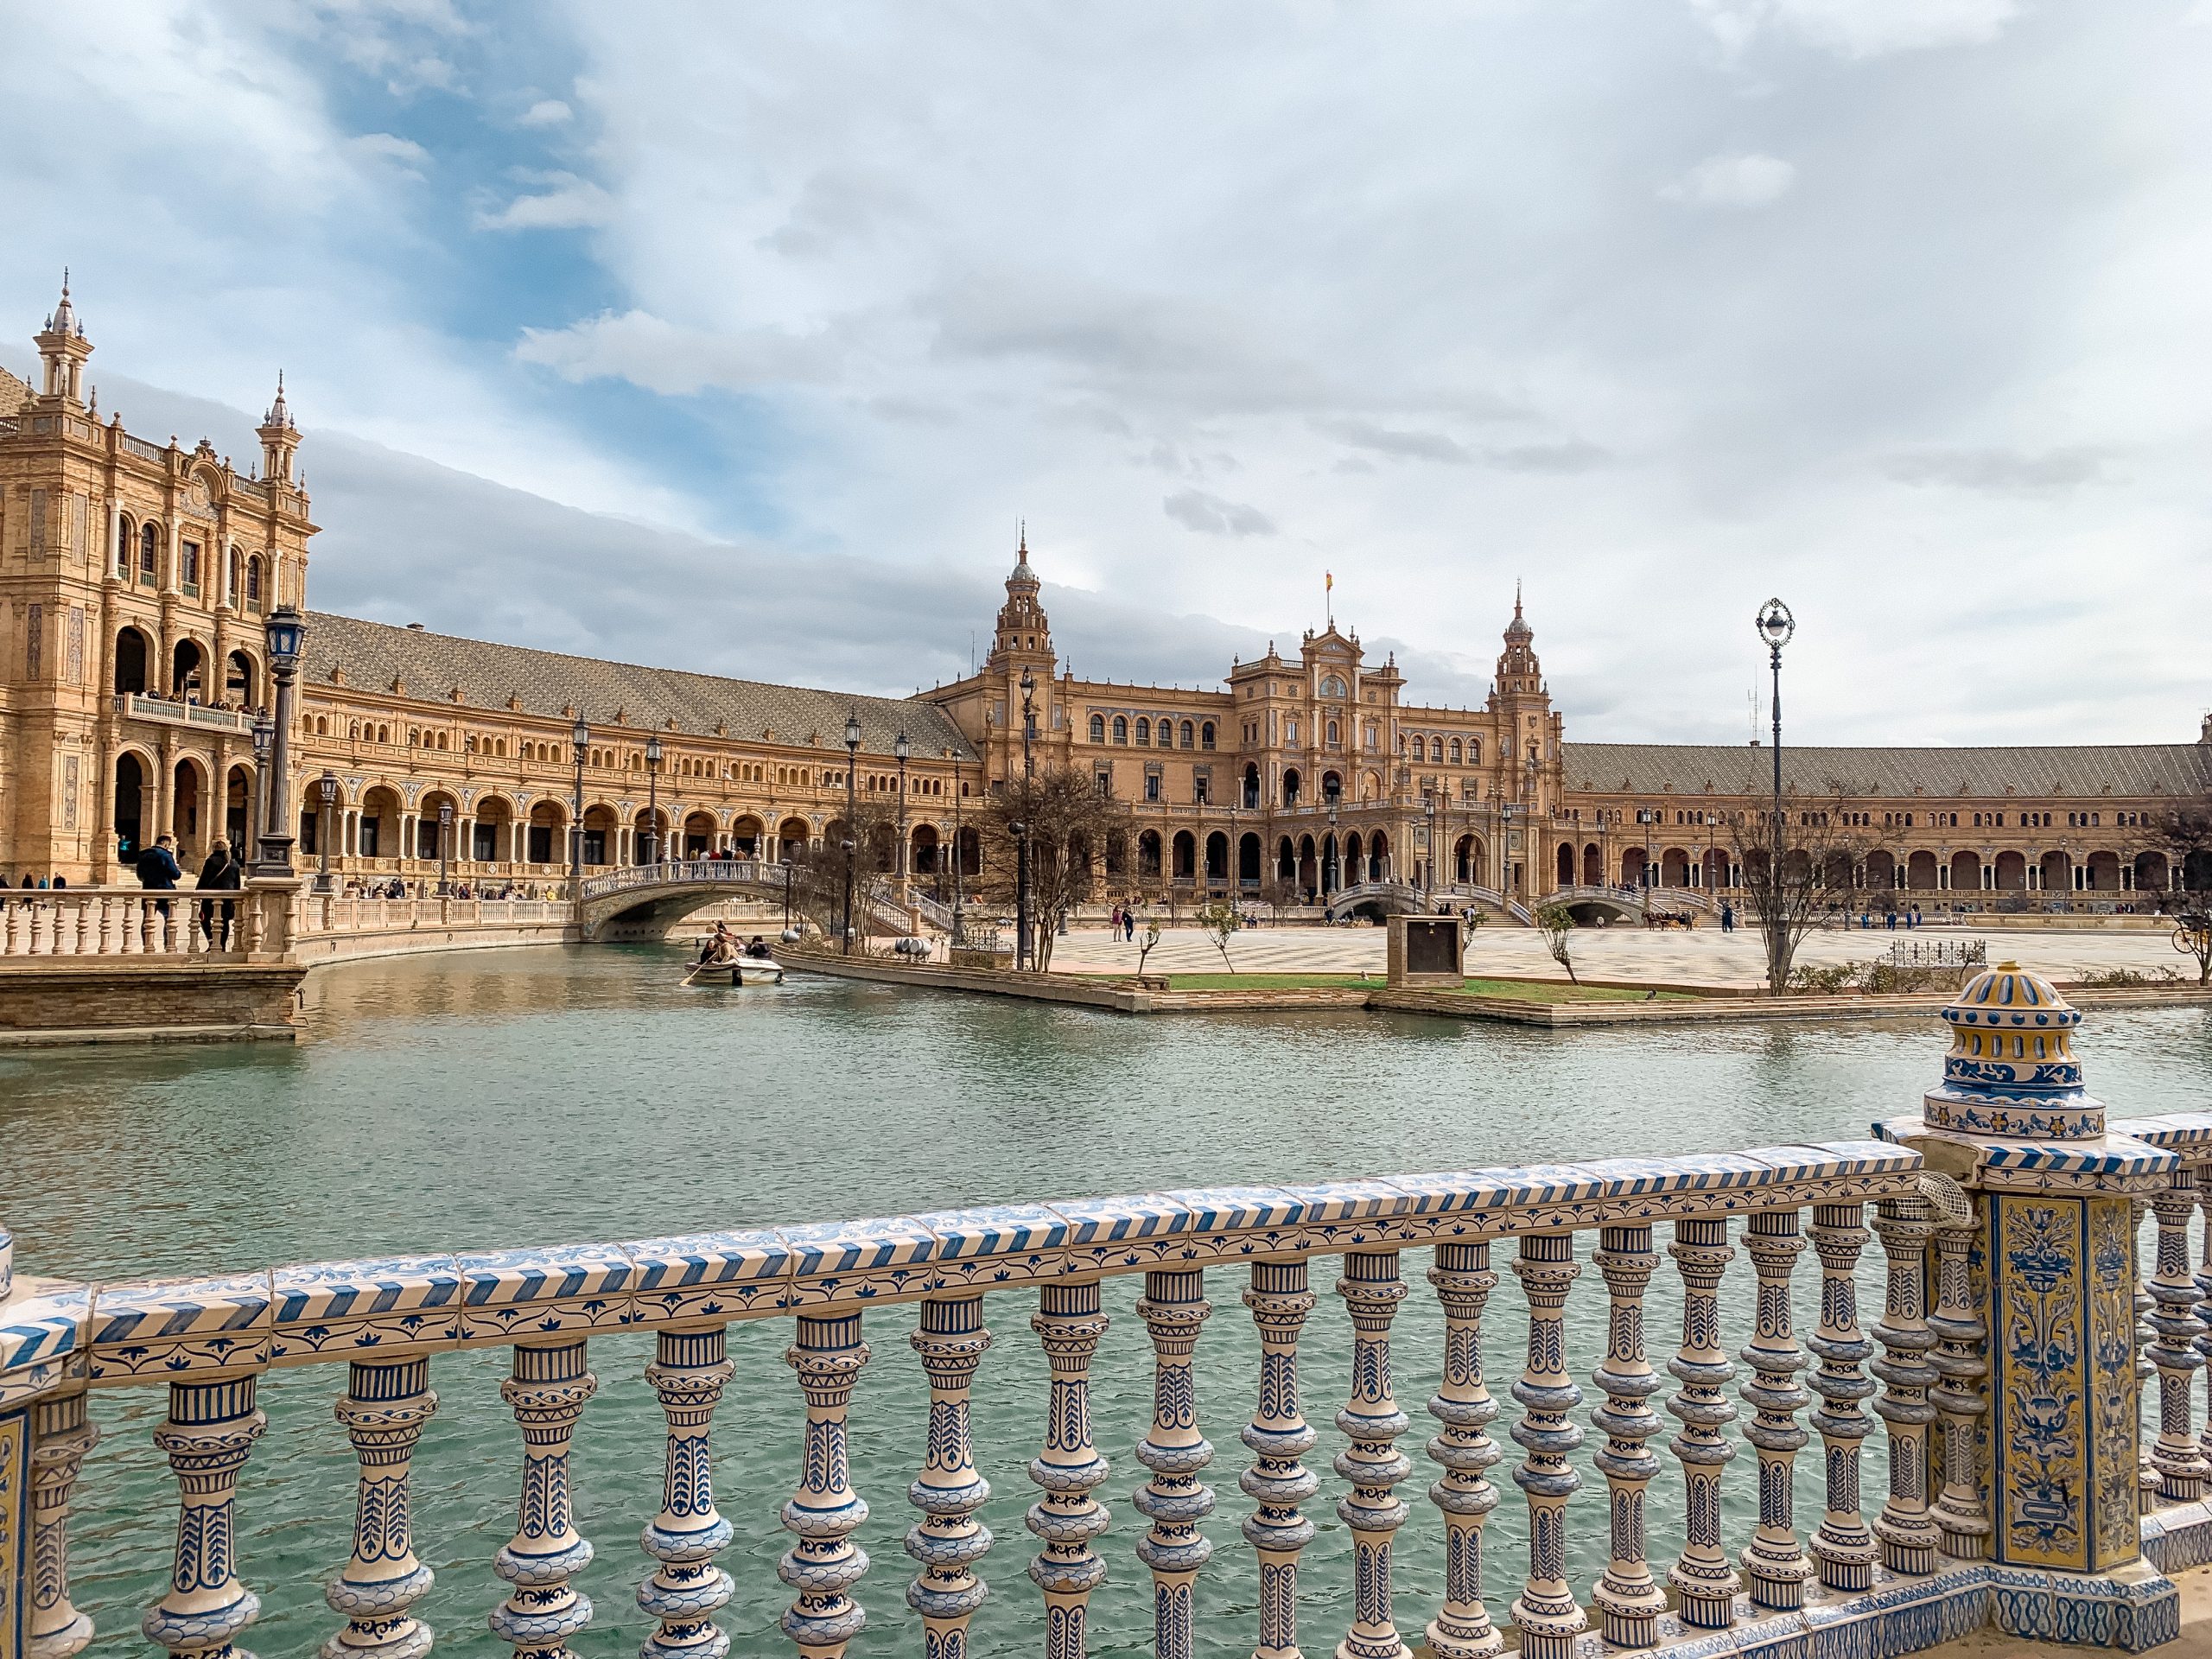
left=0, top=366, right=31, bottom=420
left=1560, top=741, right=2212, bottom=800
left=303, top=612, right=977, bottom=761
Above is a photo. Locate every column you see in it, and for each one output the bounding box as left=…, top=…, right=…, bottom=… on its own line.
left=1509, top=1233, right=1587, bottom=1659
left=1927, top=1211, right=1992, bottom=1558
left=143, top=1374, right=266, bottom=1659
left=1664, top=1218, right=1738, bottom=1630
left=1806, top=1203, right=1880, bottom=1591
left=1028, top=1281, right=1111, bottom=1659
left=490, top=1339, right=597, bottom=1659
left=639, top=1325, right=735, bottom=1659
left=1335, top=1250, right=1413, bottom=1659
left=2147, top=1170, right=2209, bottom=1502
left=1425, top=1243, right=1505, bottom=1659
left=2193, top=1172, right=2212, bottom=1473
left=1243, top=1259, right=1319, bottom=1659
left=1135, top=1268, right=1214, bottom=1659
left=780, top=1313, right=871, bottom=1659
left=1870, top=1196, right=1939, bottom=1576
left=326, top=1357, right=437, bottom=1659
left=29, top=1387, right=99, bottom=1659
left=1590, top=1224, right=1665, bottom=1649
left=1737, top=1209, right=1814, bottom=1610
left=2141, top=1200, right=2166, bottom=1514
left=907, top=1296, right=993, bottom=1659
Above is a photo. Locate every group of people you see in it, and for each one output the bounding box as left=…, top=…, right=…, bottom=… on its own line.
left=696, top=922, right=775, bottom=964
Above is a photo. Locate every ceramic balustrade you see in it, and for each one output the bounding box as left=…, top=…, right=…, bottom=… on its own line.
left=0, top=887, right=274, bottom=957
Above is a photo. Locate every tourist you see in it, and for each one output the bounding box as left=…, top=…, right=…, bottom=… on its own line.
left=135, top=833, right=182, bottom=918
left=1719, top=899, right=1734, bottom=932
left=196, top=839, right=241, bottom=944
left=50, top=874, right=65, bottom=888
left=745, top=934, right=772, bottom=958
left=1110, top=903, right=1123, bottom=937
left=1123, top=908, right=1137, bottom=942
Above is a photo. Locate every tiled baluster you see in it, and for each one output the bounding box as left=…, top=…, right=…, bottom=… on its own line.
left=1926, top=1219, right=1990, bottom=1558
left=327, top=1357, right=438, bottom=1659
left=490, top=1339, right=598, bottom=1659
left=781, top=1313, right=871, bottom=1659
left=1737, top=1210, right=1813, bottom=1610
left=640, top=1325, right=736, bottom=1659
left=1870, top=1196, right=1940, bottom=1575
left=143, top=1374, right=268, bottom=1659
left=907, top=1296, right=993, bottom=1659
left=1510, top=1233, right=1587, bottom=1659
left=2194, top=1171, right=2212, bottom=1474
left=1590, top=1224, right=1665, bottom=1649
left=1028, top=1281, right=1112, bottom=1659
left=1243, top=1259, right=1319, bottom=1659
left=2149, top=1170, right=2209, bottom=1501
left=1664, top=1218, right=1738, bottom=1630
left=1425, top=1244, right=1505, bottom=1659
left=1806, top=1203, right=1880, bottom=1591
left=29, top=1387, right=99, bottom=1659
left=1336, top=1250, right=1413, bottom=1659
left=1135, top=1268, right=1213, bottom=1659
left=2139, top=1199, right=2164, bottom=1513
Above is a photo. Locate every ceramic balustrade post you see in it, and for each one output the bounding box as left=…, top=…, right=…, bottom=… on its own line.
left=1028, top=1281, right=1112, bottom=1659
left=1335, top=1249, right=1413, bottom=1659
left=907, top=1296, right=993, bottom=1659
left=2195, top=1171, right=2212, bottom=1473
left=1510, top=1233, right=1587, bottom=1659
left=639, top=1325, right=736, bottom=1659
left=325, top=1357, right=438, bottom=1659
left=143, top=1373, right=268, bottom=1659
left=1425, top=1243, right=1505, bottom=1659
left=2139, top=1199, right=2164, bottom=1513
left=490, top=1338, right=598, bottom=1659
left=2149, top=1169, right=2209, bottom=1502
left=1870, top=1196, right=1941, bottom=1575
left=28, top=1386, right=99, bottom=1659
left=1738, top=1210, right=1814, bottom=1609
left=1806, top=1203, right=1880, bottom=1591
left=1243, top=1259, right=1319, bottom=1659
left=1588, top=1224, right=1665, bottom=1649
left=1926, top=1216, right=1991, bottom=1559
left=1135, top=1267, right=1214, bottom=1659
left=1664, top=1217, right=1738, bottom=1630
left=781, top=1312, right=871, bottom=1659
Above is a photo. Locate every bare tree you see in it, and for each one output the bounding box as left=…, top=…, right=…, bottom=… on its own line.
left=783, top=794, right=905, bottom=946
left=1729, top=788, right=1898, bottom=994
left=1534, top=900, right=1580, bottom=985
left=974, top=766, right=1135, bottom=971
left=2136, top=803, right=2212, bottom=982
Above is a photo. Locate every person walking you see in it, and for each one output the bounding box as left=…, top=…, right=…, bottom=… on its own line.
left=1719, top=899, right=1734, bottom=933
left=195, top=838, right=241, bottom=946
left=135, top=832, right=183, bottom=923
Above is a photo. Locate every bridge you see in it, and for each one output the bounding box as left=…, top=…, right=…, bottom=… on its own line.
left=577, top=858, right=933, bottom=942
left=1548, top=883, right=1719, bottom=925
left=1325, top=880, right=1535, bottom=925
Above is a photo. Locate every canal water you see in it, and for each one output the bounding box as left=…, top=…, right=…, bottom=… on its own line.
left=7, top=947, right=2209, bottom=1657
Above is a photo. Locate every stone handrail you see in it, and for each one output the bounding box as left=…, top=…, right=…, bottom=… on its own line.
left=112, top=692, right=257, bottom=733
left=297, top=893, right=569, bottom=936
left=0, top=884, right=283, bottom=958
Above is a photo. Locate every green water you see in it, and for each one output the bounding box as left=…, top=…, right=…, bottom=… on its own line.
left=6, top=947, right=2209, bottom=1657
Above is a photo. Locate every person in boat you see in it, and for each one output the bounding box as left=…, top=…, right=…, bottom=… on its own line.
left=744, top=934, right=772, bottom=958
left=699, top=923, right=738, bottom=965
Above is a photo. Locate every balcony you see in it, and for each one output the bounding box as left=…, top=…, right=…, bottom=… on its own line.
left=114, top=693, right=257, bottom=734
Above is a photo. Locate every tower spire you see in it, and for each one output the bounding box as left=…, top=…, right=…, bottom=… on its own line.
left=35, top=270, right=92, bottom=404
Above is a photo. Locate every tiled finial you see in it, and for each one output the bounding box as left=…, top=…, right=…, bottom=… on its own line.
left=1922, top=961, right=2103, bottom=1141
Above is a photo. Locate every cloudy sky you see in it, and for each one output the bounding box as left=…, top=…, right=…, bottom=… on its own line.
left=5, top=0, right=2209, bottom=744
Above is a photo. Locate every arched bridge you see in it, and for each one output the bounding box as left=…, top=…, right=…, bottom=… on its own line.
left=578, top=859, right=933, bottom=943
left=1325, top=880, right=1535, bottom=925
left=1548, top=884, right=1718, bottom=925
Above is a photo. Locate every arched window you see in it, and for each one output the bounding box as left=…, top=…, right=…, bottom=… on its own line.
left=1113, top=715, right=1128, bottom=745
left=1326, top=720, right=1340, bottom=746
left=138, top=523, right=158, bottom=584
left=1135, top=717, right=1151, bottom=747
left=1430, top=737, right=1445, bottom=762
left=115, top=515, right=133, bottom=578
left=1090, top=713, right=1105, bottom=743
left=1201, top=721, right=1216, bottom=750
left=245, top=555, right=264, bottom=611
left=348, top=720, right=360, bottom=741
left=1470, top=739, right=1481, bottom=765
left=1179, top=719, right=1194, bottom=748
left=226, top=546, right=240, bottom=606
left=1450, top=738, right=1462, bottom=765
left=377, top=725, right=390, bottom=743
left=1320, top=674, right=1346, bottom=698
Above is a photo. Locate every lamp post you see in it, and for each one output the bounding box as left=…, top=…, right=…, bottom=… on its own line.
left=1756, top=597, right=1796, bottom=990
left=251, top=605, right=304, bottom=877
left=316, top=770, right=338, bottom=893
left=644, top=734, right=663, bottom=866
left=569, top=716, right=588, bottom=901
left=950, top=757, right=965, bottom=948
left=894, top=731, right=911, bottom=893
left=842, top=709, right=861, bottom=956
left=1423, top=787, right=1438, bottom=904
left=250, top=713, right=273, bottom=871
left=435, top=802, right=453, bottom=897
left=1017, top=667, right=1036, bottom=970
left=1326, top=804, right=1339, bottom=899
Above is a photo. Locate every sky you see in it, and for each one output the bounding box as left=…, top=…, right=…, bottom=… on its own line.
left=3, top=0, right=2209, bottom=745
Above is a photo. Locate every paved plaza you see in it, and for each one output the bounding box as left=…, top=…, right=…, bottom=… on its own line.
left=1050, top=919, right=2197, bottom=988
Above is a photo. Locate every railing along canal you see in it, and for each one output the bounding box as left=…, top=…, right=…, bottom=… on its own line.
left=1, top=962, right=2204, bottom=1659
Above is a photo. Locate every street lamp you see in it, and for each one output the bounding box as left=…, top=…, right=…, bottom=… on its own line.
left=842, top=709, right=861, bottom=955
left=1422, top=788, right=1438, bottom=904
left=1326, top=803, right=1339, bottom=899
left=569, top=716, right=588, bottom=899
left=250, top=713, right=274, bottom=870
left=1756, top=597, right=1796, bottom=986
left=251, top=605, right=304, bottom=877
left=894, top=731, right=911, bottom=890
left=436, top=802, right=454, bottom=897
left=645, top=734, right=663, bottom=866
left=1017, top=668, right=1036, bottom=969
left=316, top=769, right=338, bottom=893
left=950, top=757, right=966, bottom=947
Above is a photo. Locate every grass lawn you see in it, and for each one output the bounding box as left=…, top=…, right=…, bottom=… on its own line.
left=1160, top=972, right=1696, bottom=1002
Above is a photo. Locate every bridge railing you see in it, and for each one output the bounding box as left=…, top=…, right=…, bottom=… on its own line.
left=0, top=885, right=289, bottom=958
left=580, top=858, right=773, bottom=902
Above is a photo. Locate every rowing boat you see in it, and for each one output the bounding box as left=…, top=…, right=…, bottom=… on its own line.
left=683, top=956, right=785, bottom=987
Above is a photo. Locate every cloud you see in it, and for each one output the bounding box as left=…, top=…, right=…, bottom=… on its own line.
left=1882, top=447, right=2116, bottom=494
left=1689, top=0, right=2019, bottom=60
left=1660, top=152, right=1796, bottom=208
left=513, top=308, right=839, bottom=394
left=518, top=98, right=572, bottom=127
left=1315, top=417, right=1471, bottom=465
left=350, top=131, right=430, bottom=177
left=1163, top=490, right=1276, bottom=537
left=473, top=171, right=613, bottom=231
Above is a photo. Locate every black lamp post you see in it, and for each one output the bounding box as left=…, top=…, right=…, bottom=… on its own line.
left=569, top=716, right=588, bottom=899
left=950, top=757, right=965, bottom=947
left=894, top=731, right=911, bottom=889
left=436, top=802, right=453, bottom=897
left=316, top=769, right=338, bottom=893
left=645, top=734, right=663, bottom=866
left=1756, top=597, right=1796, bottom=987
left=250, top=713, right=273, bottom=869
left=1326, top=804, right=1339, bottom=898
left=1017, top=667, right=1036, bottom=969
left=842, top=709, right=861, bottom=955
left=251, top=605, right=303, bottom=877
left=1423, top=788, right=1437, bottom=903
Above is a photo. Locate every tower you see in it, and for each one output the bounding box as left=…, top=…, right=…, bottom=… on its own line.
left=34, top=273, right=91, bottom=407
left=257, top=372, right=300, bottom=483
left=988, top=527, right=1052, bottom=668
left=1487, top=584, right=1562, bottom=814
left=980, top=528, right=1059, bottom=785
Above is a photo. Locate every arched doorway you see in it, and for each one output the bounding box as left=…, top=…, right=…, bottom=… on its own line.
left=1172, top=830, right=1196, bottom=881
left=1320, top=833, right=1339, bottom=894
left=527, top=800, right=565, bottom=866
left=1908, top=850, right=1940, bottom=890
left=1297, top=835, right=1317, bottom=897
left=473, top=797, right=516, bottom=864
left=731, top=815, right=765, bottom=858
left=582, top=804, right=618, bottom=867
left=1950, top=850, right=1981, bottom=893
left=1282, top=768, right=1302, bottom=808
left=113, top=752, right=148, bottom=857
left=1995, top=851, right=2027, bottom=891
left=779, top=817, right=810, bottom=862
left=417, top=791, right=460, bottom=863
left=683, top=810, right=716, bottom=858
left=955, top=825, right=980, bottom=879
left=114, top=627, right=150, bottom=696
left=2040, top=851, right=2069, bottom=893
left=1321, top=770, right=1342, bottom=804
left=225, top=650, right=257, bottom=709
left=1584, top=843, right=1603, bottom=886
left=1238, top=831, right=1262, bottom=886
left=173, top=758, right=206, bottom=858
left=1345, top=831, right=1365, bottom=886
left=1243, top=763, right=1261, bottom=809
left=1622, top=848, right=1648, bottom=887
left=1369, top=831, right=1390, bottom=880
left=2136, top=851, right=2170, bottom=894
left=1662, top=848, right=1690, bottom=887
left=1205, top=830, right=1228, bottom=883
left=2087, top=850, right=2121, bottom=891
left=1865, top=850, right=1896, bottom=891
left=1138, top=830, right=1164, bottom=880
left=359, top=787, right=403, bottom=860
left=172, top=638, right=207, bottom=702
left=1276, top=836, right=1295, bottom=883
left=1557, top=842, right=1575, bottom=887
left=633, top=807, right=671, bottom=864
left=226, top=764, right=253, bottom=850
left=911, top=823, right=940, bottom=875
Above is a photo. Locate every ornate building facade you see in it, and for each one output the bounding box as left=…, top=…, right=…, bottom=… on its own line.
left=4, top=287, right=2207, bottom=908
